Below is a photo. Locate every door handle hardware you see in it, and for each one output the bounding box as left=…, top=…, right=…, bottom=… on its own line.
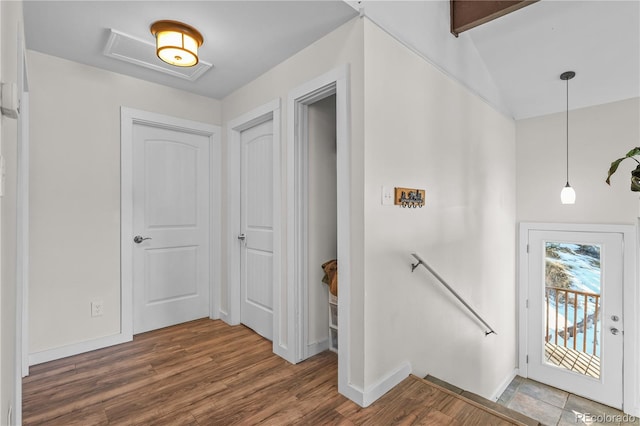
left=611, top=315, right=620, bottom=322
left=238, top=234, right=246, bottom=241
left=133, top=235, right=152, bottom=244
left=610, top=327, right=620, bottom=336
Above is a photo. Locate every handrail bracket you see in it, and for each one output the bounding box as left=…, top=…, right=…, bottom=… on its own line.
left=411, top=259, right=423, bottom=273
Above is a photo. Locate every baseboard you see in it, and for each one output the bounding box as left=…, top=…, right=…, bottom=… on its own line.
left=490, top=368, right=518, bottom=401
left=306, top=338, right=330, bottom=358
left=272, top=340, right=296, bottom=364
left=219, top=309, right=231, bottom=324
left=338, top=362, right=412, bottom=408
left=29, top=332, right=131, bottom=366
left=363, top=362, right=412, bottom=407
left=339, top=381, right=366, bottom=407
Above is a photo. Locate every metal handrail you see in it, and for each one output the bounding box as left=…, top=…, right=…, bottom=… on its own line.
left=411, top=253, right=497, bottom=336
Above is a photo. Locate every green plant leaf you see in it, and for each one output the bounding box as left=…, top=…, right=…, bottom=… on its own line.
left=606, top=147, right=640, bottom=185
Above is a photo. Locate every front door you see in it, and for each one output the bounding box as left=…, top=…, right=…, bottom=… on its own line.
left=132, top=123, right=210, bottom=334
left=240, top=118, right=274, bottom=340
left=525, top=229, right=623, bottom=408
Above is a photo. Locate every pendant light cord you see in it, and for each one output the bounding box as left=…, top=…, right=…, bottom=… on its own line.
left=566, top=77, right=569, bottom=184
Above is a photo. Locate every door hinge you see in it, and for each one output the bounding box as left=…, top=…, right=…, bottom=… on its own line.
left=526, top=299, right=529, bottom=309
left=526, top=355, right=529, bottom=364
left=526, top=244, right=529, bottom=253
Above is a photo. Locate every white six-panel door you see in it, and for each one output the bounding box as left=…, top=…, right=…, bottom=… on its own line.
left=132, top=123, right=210, bottom=334
left=240, top=119, right=274, bottom=340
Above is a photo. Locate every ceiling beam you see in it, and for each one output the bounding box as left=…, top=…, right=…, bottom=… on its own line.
left=450, top=0, right=538, bottom=37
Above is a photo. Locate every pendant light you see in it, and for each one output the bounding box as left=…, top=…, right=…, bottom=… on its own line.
left=560, top=71, right=576, bottom=204
left=150, top=20, right=203, bottom=67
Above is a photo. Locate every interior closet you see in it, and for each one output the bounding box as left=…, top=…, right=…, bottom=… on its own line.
left=306, top=94, right=338, bottom=354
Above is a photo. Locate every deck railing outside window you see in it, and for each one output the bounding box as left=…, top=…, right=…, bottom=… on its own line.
left=545, top=286, right=600, bottom=356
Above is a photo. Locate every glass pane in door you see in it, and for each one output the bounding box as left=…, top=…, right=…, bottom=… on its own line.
left=544, top=242, right=601, bottom=378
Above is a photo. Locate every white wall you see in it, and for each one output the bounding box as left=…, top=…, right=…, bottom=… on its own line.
left=517, top=97, right=640, bottom=224
left=27, top=51, right=221, bottom=355
left=222, top=17, right=366, bottom=389
left=307, top=95, right=337, bottom=349
left=1, top=1, right=23, bottom=423
left=361, top=19, right=517, bottom=398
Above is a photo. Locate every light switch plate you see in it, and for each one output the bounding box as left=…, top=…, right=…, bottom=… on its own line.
left=382, top=186, right=394, bottom=205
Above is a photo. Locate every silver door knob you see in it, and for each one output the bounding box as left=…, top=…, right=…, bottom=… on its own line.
left=237, top=234, right=246, bottom=241
left=610, top=327, right=620, bottom=335
left=611, top=315, right=620, bottom=322
left=133, top=235, right=152, bottom=244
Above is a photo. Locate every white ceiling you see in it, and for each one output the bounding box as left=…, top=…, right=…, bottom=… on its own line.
left=23, top=1, right=359, bottom=99
left=23, top=1, right=640, bottom=119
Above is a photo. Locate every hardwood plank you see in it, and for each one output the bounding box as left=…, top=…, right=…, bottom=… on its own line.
left=23, top=319, right=531, bottom=425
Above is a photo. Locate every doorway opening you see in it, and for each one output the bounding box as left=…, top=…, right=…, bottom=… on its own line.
left=287, top=65, right=353, bottom=402
left=304, top=94, right=337, bottom=358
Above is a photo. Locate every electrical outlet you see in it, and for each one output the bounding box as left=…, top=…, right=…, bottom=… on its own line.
left=91, top=301, right=104, bottom=317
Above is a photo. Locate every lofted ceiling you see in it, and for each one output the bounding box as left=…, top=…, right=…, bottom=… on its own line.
left=23, top=1, right=639, bottom=119
left=359, top=0, right=640, bottom=119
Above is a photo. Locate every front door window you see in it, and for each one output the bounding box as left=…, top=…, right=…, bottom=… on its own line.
left=544, top=243, right=601, bottom=378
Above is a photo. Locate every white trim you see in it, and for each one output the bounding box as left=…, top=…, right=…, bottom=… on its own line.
left=286, top=65, right=356, bottom=398
left=17, top=92, right=29, bottom=379
left=15, top=27, right=29, bottom=426
left=306, top=339, right=330, bottom=357
left=517, top=225, right=529, bottom=378
left=226, top=99, right=282, bottom=353
left=518, top=222, right=638, bottom=416
left=362, top=362, right=412, bottom=407
left=121, top=108, right=135, bottom=340
left=209, top=115, right=222, bottom=322
left=490, top=368, right=518, bottom=402
left=29, top=333, right=130, bottom=366
left=121, top=107, right=221, bottom=341
left=628, top=219, right=640, bottom=417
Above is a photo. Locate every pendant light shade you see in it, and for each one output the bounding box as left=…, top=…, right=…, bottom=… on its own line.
left=561, top=183, right=576, bottom=204
left=150, top=20, right=203, bottom=67
left=560, top=71, right=576, bottom=205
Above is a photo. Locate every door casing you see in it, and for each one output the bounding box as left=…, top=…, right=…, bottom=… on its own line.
left=518, top=222, right=638, bottom=415
left=287, top=66, right=356, bottom=404
left=121, top=107, right=221, bottom=340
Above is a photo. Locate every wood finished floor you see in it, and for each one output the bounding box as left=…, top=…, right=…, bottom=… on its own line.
left=23, top=319, right=525, bottom=425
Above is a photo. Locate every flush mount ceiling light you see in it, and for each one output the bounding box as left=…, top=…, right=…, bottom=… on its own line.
left=560, top=71, right=576, bottom=205
left=150, top=20, right=203, bottom=67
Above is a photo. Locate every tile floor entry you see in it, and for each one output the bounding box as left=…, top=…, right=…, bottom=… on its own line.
left=497, top=376, right=639, bottom=426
